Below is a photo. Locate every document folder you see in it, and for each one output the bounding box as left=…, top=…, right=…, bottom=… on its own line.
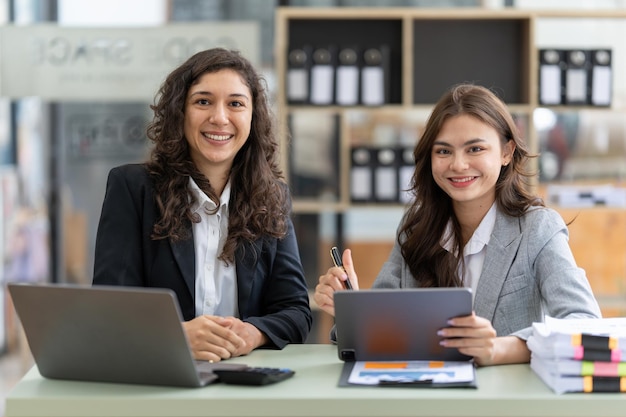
left=539, top=49, right=565, bottom=106
left=528, top=316, right=626, bottom=393
left=335, top=46, right=360, bottom=106
left=398, top=147, right=415, bottom=204
left=286, top=45, right=312, bottom=104
left=338, top=361, right=477, bottom=388
left=350, top=147, right=374, bottom=202
left=360, top=45, right=389, bottom=106
left=590, top=49, right=612, bottom=107
left=373, top=147, right=399, bottom=203
left=310, top=46, right=335, bottom=105
left=564, top=50, right=590, bottom=105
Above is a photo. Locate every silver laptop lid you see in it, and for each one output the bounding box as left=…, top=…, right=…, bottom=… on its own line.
left=8, top=283, right=215, bottom=387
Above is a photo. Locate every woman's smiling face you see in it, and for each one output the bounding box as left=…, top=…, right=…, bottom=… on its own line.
left=183, top=69, right=253, bottom=177
left=431, top=114, right=514, bottom=211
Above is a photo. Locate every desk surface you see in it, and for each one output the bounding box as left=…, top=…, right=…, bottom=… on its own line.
left=6, top=344, right=626, bottom=417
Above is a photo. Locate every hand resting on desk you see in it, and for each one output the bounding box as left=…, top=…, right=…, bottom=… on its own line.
left=183, top=315, right=268, bottom=362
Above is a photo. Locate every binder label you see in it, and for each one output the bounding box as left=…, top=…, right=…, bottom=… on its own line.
left=539, top=65, right=562, bottom=105
left=310, top=65, right=334, bottom=104
left=591, top=66, right=611, bottom=106
left=287, top=69, right=308, bottom=102
left=336, top=66, right=359, bottom=106
left=361, top=66, right=384, bottom=106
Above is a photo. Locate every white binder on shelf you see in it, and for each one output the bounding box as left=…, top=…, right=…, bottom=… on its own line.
left=286, top=45, right=311, bottom=104
left=373, top=147, right=398, bottom=202
left=309, top=46, right=335, bottom=105
left=590, top=49, right=612, bottom=107
left=398, top=147, right=415, bottom=204
left=350, top=147, right=373, bottom=202
left=539, top=49, right=564, bottom=106
left=360, top=45, right=389, bottom=106
left=335, top=47, right=360, bottom=106
left=564, top=50, right=590, bottom=105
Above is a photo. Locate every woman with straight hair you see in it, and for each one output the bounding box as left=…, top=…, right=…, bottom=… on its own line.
left=315, top=83, right=601, bottom=366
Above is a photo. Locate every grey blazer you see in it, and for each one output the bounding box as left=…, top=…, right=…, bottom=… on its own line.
left=373, top=206, right=602, bottom=340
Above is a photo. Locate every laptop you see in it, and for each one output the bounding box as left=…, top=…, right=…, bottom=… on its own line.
left=333, top=288, right=473, bottom=362
left=8, top=282, right=246, bottom=387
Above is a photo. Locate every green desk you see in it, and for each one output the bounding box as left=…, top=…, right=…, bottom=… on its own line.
left=6, top=344, right=626, bottom=417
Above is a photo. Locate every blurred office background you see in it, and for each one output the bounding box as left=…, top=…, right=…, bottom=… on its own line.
left=1, top=0, right=626, bottom=414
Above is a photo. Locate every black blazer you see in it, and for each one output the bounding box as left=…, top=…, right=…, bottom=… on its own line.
left=93, top=164, right=312, bottom=348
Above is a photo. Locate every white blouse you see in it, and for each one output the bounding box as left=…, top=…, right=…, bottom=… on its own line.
left=189, top=177, right=238, bottom=318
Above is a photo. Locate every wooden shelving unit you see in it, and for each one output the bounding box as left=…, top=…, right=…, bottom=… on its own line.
left=275, top=7, right=626, bottom=320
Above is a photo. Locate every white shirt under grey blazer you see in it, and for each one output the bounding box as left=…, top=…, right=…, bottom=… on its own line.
left=372, top=206, right=602, bottom=340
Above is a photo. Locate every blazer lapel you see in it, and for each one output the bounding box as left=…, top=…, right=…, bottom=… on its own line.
left=235, top=239, right=264, bottom=318
left=474, top=212, right=522, bottom=322
left=170, top=228, right=196, bottom=297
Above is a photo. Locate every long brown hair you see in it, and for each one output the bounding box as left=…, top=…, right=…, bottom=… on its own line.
left=400, top=84, right=543, bottom=287
left=145, top=48, right=287, bottom=263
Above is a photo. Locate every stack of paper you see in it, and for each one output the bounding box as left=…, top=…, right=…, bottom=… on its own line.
left=528, top=316, right=626, bottom=394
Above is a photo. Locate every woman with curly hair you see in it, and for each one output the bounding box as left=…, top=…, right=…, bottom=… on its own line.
left=93, top=48, right=312, bottom=362
left=314, top=83, right=600, bottom=366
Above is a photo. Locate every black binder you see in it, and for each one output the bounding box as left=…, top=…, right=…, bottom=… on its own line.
left=590, top=49, right=612, bottom=107
left=564, top=50, right=591, bottom=105
left=398, top=146, right=415, bottom=204
left=360, top=45, right=390, bottom=106
left=309, top=46, right=336, bottom=105
left=373, top=147, right=399, bottom=203
left=350, top=147, right=374, bottom=203
left=335, top=46, right=360, bottom=106
left=286, top=45, right=312, bottom=104
left=539, top=49, right=565, bottom=106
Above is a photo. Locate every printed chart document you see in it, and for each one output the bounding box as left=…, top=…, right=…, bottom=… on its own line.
left=339, top=360, right=476, bottom=388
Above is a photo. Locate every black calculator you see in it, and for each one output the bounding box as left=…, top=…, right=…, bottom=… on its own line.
left=214, top=367, right=295, bottom=386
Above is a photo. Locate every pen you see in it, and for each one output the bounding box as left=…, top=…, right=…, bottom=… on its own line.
left=330, top=246, right=353, bottom=290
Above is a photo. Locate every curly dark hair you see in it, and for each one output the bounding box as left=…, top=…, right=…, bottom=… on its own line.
left=400, top=83, right=543, bottom=287
left=145, top=48, right=288, bottom=263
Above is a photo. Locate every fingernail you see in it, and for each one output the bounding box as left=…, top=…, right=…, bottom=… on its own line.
left=437, top=330, right=444, bottom=336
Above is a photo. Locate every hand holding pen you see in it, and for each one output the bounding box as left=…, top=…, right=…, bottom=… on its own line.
left=330, top=247, right=353, bottom=289
left=314, top=247, right=359, bottom=317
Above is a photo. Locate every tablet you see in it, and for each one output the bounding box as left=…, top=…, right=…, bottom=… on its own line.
left=334, top=288, right=473, bottom=362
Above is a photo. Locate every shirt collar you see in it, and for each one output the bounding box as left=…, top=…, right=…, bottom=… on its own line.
left=442, top=202, right=498, bottom=255
left=464, top=202, right=497, bottom=256
left=188, top=177, right=231, bottom=214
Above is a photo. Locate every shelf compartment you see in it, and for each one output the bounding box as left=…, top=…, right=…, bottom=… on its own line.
left=287, top=111, right=341, bottom=201
left=412, top=17, right=531, bottom=105
left=287, top=18, right=403, bottom=105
